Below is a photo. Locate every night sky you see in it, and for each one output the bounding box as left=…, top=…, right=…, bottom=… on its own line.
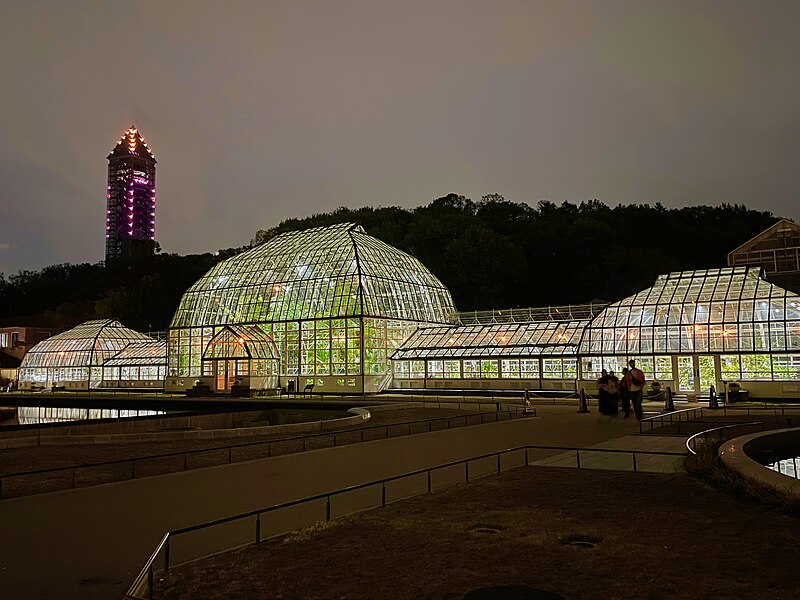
left=1, top=1, right=798, bottom=274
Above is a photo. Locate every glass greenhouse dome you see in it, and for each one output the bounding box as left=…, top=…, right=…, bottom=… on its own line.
left=18, top=320, right=155, bottom=390
left=579, top=267, right=800, bottom=397
left=167, top=223, right=457, bottom=394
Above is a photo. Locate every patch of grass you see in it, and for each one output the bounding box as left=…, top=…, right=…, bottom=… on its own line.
left=281, top=519, right=340, bottom=544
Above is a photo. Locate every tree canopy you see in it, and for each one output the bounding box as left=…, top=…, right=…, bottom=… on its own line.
left=0, top=196, right=777, bottom=332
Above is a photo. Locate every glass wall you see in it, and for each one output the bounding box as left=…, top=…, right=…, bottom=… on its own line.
left=391, top=320, right=586, bottom=386
left=579, top=267, right=800, bottom=383
left=167, top=223, right=457, bottom=392
left=18, top=320, right=155, bottom=389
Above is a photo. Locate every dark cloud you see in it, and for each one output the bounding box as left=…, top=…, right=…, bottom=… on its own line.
left=1, top=0, right=798, bottom=273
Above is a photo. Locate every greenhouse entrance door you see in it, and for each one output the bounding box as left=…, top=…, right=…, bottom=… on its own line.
left=677, top=355, right=718, bottom=395
left=215, top=360, right=236, bottom=391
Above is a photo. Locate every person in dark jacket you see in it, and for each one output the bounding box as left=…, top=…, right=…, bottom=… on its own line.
left=619, top=367, right=631, bottom=418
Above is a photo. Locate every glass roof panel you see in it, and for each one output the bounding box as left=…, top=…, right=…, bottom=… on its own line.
left=392, top=320, right=589, bottom=360
left=170, top=223, right=458, bottom=328
left=580, top=267, right=800, bottom=355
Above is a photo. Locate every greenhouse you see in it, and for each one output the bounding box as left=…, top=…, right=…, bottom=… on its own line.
left=166, top=223, right=458, bottom=394
left=101, top=340, right=167, bottom=389
left=391, top=320, right=588, bottom=391
left=389, top=267, right=800, bottom=399
left=18, top=320, right=155, bottom=391
left=579, top=267, right=800, bottom=399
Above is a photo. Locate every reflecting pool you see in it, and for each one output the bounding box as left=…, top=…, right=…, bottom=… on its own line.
left=766, top=456, right=800, bottom=480
left=0, top=406, right=164, bottom=426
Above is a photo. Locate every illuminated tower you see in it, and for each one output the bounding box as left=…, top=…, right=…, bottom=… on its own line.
left=105, top=125, right=157, bottom=263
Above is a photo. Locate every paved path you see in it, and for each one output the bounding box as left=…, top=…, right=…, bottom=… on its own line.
left=0, top=399, right=694, bottom=600
left=530, top=434, right=687, bottom=473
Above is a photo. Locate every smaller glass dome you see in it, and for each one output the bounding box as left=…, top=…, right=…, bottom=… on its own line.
left=19, top=320, right=155, bottom=386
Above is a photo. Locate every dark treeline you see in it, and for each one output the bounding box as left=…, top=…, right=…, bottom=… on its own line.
left=0, top=195, right=776, bottom=332
left=0, top=250, right=240, bottom=332
left=254, top=195, right=776, bottom=311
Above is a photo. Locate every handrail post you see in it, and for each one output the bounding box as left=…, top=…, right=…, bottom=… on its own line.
left=575, top=449, right=581, bottom=469
left=164, top=537, right=170, bottom=572
left=465, top=461, right=469, bottom=482
left=326, top=496, right=331, bottom=521
left=255, top=513, right=261, bottom=544
left=497, top=454, right=501, bottom=474
left=148, top=565, right=154, bottom=600
left=632, top=452, right=637, bottom=472
left=381, top=482, right=386, bottom=508
left=427, top=470, right=432, bottom=493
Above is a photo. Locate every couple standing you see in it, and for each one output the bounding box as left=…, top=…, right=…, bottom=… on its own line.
left=598, top=359, right=646, bottom=420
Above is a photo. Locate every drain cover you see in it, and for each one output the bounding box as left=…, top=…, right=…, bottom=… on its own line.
left=464, top=585, right=564, bottom=599
left=560, top=534, right=602, bottom=548
left=470, top=524, right=504, bottom=535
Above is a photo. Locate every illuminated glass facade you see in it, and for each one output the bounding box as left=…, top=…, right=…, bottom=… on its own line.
left=390, top=268, right=800, bottom=398
left=102, top=340, right=167, bottom=389
left=392, top=321, right=585, bottom=390
left=167, top=223, right=457, bottom=393
left=579, top=267, right=800, bottom=395
left=105, top=125, right=157, bottom=263
left=18, top=320, right=155, bottom=390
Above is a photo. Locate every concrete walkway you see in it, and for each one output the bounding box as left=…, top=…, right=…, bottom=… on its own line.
left=0, top=398, right=692, bottom=600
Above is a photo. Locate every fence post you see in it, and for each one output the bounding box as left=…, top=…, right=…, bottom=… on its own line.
left=632, top=452, right=638, bottom=472
left=575, top=449, right=581, bottom=469
left=381, top=482, right=386, bottom=508
left=525, top=447, right=529, bottom=466
left=326, top=496, right=331, bottom=521
left=427, top=470, right=432, bottom=493
left=465, top=461, right=469, bottom=482
left=148, top=565, right=154, bottom=600
left=497, top=454, right=501, bottom=473
left=255, top=513, right=261, bottom=544
left=164, top=537, right=170, bottom=572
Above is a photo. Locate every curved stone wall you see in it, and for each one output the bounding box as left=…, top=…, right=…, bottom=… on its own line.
left=718, top=428, right=800, bottom=499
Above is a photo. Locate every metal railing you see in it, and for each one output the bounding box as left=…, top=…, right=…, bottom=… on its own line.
left=685, top=421, right=767, bottom=455
left=125, top=442, right=685, bottom=600
left=640, top=404, right=800, bottom=435
left=639, top=407, right=706, bottom=434
left=0, top=409, right=525, bottom=499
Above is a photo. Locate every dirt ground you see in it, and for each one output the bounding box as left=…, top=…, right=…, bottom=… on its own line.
left=156, top=466, right=800, bottom=600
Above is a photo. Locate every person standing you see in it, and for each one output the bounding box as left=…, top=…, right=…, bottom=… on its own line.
left=628, top=359, right=646, bottom=420
left=607, top=371, right=619, bottom=416
left=597, top=369, right=611, bottom=415
left=619, top=368, right=631, bottom=418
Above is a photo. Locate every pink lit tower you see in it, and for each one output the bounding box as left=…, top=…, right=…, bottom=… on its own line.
left=105, top=125, right=157, bottom=263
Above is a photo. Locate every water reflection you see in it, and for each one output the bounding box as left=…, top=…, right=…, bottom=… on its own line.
left=0, top=406, right=163, bottom=426
left=766, top=457, right=800, bottom=480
